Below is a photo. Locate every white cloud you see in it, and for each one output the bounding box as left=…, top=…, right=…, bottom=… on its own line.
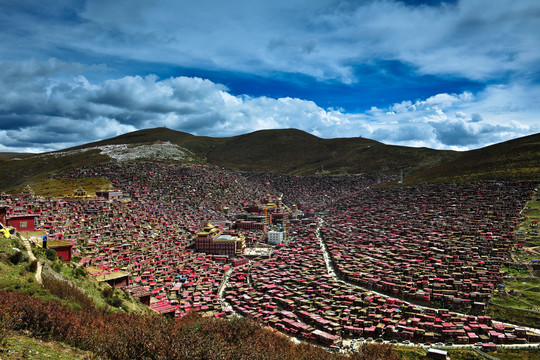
left=0, top=59, right=538, bottom=153
left=366, top=85, right=539, bottom=149
left=80, top=0, right=540, bottom=81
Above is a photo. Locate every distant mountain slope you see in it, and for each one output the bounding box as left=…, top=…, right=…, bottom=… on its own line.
left=0, top=127, right=538, bottom=191
left=402, top=132, right=540, bottom=185
left=74, top=127, right=458, bottom=175
left=0, top=149, right=110, bottom=192
left=0, top=152, right=35, bottom=160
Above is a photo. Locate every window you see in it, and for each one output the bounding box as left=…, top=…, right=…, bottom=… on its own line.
left=19, top=221, right=27, bottom=228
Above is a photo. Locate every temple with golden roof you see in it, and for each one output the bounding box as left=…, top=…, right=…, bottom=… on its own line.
left=194, top=222, right=245, bottom=256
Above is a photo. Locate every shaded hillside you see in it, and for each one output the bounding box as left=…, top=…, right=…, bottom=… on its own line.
left=0, top=152, right=35, bottom=160
left=69, top=127, right=458, bottom=175
left=1, top=127, right=539, bottom=191
left=203, top=129, right=458, bottom=175
left=0, top=150, right=110, bottom=192
left=401, top=132, right=540, bottom=185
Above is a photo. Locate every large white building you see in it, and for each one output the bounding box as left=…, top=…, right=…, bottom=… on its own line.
left=268, top=229, right=285, bottom=245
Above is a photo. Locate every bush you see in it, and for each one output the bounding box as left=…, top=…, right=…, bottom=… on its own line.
left=102, top=287, right=114, bottom=298
left=45, top=249, right=57, bottom=261
left=9, top=251, right=25, bottom=265
left=0, top=308, right=15, bottom=348
left=51, top=262, right=62, bottom=273
left=41, top=274, right=95, bottom=311
left=106, top=297, right=123, bottom=308
left=74, top=266, right=87, bottom=278
left=27, top=259, right=39, bottom=273
left=0, top=290, right=401, bottom=360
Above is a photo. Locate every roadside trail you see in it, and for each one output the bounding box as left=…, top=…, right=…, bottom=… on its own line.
left=19, top=234, right=43, bottom=285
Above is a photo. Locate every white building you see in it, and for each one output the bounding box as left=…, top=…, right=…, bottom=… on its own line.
left=268, top=229, right=285, bottom=245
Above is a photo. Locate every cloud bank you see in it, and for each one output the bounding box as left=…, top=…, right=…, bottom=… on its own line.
left=0, top=59, right=537, bottom=153
left=0, top=1, right=539, bottom=152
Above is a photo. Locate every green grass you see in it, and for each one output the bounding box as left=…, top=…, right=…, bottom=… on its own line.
left=0, top=333, right=91, bottom=359
left=0, top=237, right=49, bottom=299
left=493, top=272, right=540, bottom=316
left=395, top=347, right=488, bottom=360
left=13, top=176, right=113, bottom=197
left=394, top=346, right=427, bottom=359
left=517, top=192, right=539, bottom=223
left=493, top=189, right=540, bottom=315
left=0, top=234, right=149, bottom=314
left=400, top=132, right=540, bottom=185
left=446, top=349, right=484, bottom=360
left=490, top=348, right=540, bottom=360
left=0, top=149, right=112, bottom=192
left=487, top=302, right=540, bottom=328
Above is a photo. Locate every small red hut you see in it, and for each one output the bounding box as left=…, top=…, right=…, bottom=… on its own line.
left=47, top=240, right=74, bottom=263
left=8, top=214, right=39, bottom=232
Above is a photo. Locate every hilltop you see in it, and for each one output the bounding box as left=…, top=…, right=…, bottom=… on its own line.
left=0, top=127, right=539, bottom=192
left=64, top=127, right=458, bottom=175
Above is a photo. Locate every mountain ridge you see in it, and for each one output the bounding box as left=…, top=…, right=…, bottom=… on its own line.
left=1, top=127, right=538, bottom=191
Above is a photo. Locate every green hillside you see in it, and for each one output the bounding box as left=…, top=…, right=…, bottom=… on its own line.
left=94, top=127, right=459, bottom=175
left=0, top=127, right=539, bottom=192
left=0, top=149, right=110, bottom=192
left=400, top=132, right=540, bottom=185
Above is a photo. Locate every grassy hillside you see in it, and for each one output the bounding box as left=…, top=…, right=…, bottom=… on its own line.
left=400, top=132, right=540, bottom=185
left=0, top=149, right=110, bottom=192
left=11, top=177, right=114, bottom=198
left=1, top=128, right=538, bottom=192
left=0, top=152, right=35, bottom=160
left=103, top=128, right=459, bottom=175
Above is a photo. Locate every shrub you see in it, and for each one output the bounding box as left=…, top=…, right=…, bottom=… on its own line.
left=73, top=266, right=87, bottom=278
left=102, top=287, right=114, bottom=298
left=0, top=308, right=14, bottom=348
left=41, top=274, right=95, bottom=311
left=9, top=251, right=25, bottom=265
left=106, top=296, right=123, bottom=308
left=51, top=262, right=62, bottom=272
left=45, top=249, right=57, bottom=261
left=27, top=259, right=39, bottom=273
left=0, top=290, right=401, bottom=360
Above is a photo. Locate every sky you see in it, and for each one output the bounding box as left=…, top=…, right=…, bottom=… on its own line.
left=0, top=0, right=539, bottom=153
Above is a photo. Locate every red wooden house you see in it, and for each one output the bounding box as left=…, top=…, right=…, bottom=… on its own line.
left=8, top=214, right=39, bottom=232
left=47, top=240, right=74, bottom=263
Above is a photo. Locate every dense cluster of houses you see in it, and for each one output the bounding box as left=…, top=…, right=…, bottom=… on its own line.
left=225, top=222, right=540, bottom=346
left=322, top=183, right=536, bottom=313
left=0, top=162, right=538, bottom=347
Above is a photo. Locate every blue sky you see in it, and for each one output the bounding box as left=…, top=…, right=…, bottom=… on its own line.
left=0, top=0, right=539, bottom=153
